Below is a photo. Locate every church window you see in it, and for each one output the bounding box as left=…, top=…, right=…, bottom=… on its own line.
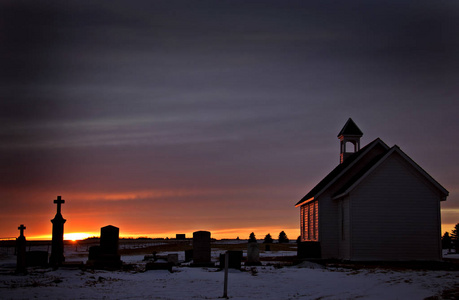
left=301, top=201, right=318, bottom=241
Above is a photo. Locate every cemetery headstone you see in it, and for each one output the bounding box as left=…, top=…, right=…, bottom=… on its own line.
left=87, top=225, right=122, bottom=269
left=176, top=234, right=186, bottom=240
left=16, top=224, right=27, bottom=274
left=100, top=225, right=119, bottom=255
left=88, top=246, right=101, bottom=260
left=219, top=250, right=242, bottom=270
left=246, top=242, right=262, bottom=266
left=184, top=249, right=193, bottom=262
left=192, top=231, right=214, bottom=267
left=26, top=251, right=48, bottom=267
left=167, top=253, right=179, bottom=266
left=49, top=196, right=66, bottom=267
left=145, top=253, right=178, bottom=272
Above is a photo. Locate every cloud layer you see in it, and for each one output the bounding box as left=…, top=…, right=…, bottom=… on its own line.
left=1, top=0, right=458, bottom=238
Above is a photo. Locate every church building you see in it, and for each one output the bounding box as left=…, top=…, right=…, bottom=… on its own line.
left=295, top=119, right=448, bottom=261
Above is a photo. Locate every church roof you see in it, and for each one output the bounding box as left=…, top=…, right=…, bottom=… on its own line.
left=337, top=118, right=363, bottom=137
left=295, top=138, right=387, bottom=207
left=295, top=138, right=449, bottom=207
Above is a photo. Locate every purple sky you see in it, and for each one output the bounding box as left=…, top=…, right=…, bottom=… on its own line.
left=1, top=0, right=458, bottom=239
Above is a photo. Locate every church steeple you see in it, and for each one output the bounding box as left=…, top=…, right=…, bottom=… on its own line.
left=338, top=118, right=363, bottom=164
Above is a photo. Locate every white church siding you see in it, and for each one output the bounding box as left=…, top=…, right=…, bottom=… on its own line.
left=348, top=152, right=442, bottom=261
left=318, top=193, right=340, bottom=259
left=338, top=196, right=351, bottom=260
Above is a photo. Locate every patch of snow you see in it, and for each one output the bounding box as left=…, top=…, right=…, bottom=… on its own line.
left=294, top=261, right=325, bottom=269
left=1, top=252, right=457, bottom=299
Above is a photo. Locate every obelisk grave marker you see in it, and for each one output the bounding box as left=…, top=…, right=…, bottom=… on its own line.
left=49, top=196, right=66, bottom=267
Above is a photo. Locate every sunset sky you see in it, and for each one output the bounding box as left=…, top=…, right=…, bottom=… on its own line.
left=1, top=0, right=458, bottom=240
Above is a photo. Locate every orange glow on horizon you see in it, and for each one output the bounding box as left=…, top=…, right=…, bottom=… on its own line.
left=22, top=225, right=454, bottom=241
left=115, top=226, right=300, bottom=240
left=24, top=227, right=299, bottom=241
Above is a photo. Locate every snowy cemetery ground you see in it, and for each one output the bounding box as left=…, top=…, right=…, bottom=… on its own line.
left=1, top=240, right=459, bottom=299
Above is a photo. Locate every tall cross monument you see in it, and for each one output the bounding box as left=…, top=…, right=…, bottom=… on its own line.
left=18, top=224, right=26, bottom=237
left=49, top=196, right=66, bottom=267
left=16, top=224, right=27, bottom=273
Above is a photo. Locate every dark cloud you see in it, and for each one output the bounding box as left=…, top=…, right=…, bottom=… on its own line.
left=1, top=0, right=458, bottom=237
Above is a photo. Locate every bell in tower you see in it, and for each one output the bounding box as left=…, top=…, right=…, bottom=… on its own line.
left=338, top=118, right=363, bottom=164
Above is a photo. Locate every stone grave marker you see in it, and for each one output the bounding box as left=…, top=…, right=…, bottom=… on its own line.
left=100, top=225, right=119, bottom=255
left=88, top=246, right=102, bottom=261
left=26, top=251, right=48, bottom=267
left=192, top=231, right=214, bottom=267
left=49, top=196, right=66, bottom=267
left=87, top=225, right=122, bottom=269
left=219, top=250, right=243, bottom=270
left=145, top=253, right=179, bottom=272
left=184, top=249, right=193, bottom=262
left=246, top=242, right=261, bottom=266
left=167, top=253, right=179, bottom=265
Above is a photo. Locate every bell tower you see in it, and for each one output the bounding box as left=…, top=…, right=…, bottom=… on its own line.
left=338, top=118, right=363, bottom=164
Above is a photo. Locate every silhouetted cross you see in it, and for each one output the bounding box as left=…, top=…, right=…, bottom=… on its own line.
left=18, top=224, right=26, bottom=236
left=54, top=196, right=65, bottom=214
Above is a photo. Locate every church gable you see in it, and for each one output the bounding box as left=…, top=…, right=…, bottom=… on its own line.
left=332, top=146, right=448, bottom=200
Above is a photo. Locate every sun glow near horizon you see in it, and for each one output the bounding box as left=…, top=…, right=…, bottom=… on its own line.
left=64, top=232, right=95, bottom=241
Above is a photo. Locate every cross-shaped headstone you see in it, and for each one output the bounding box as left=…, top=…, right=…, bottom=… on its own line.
left=18, top=224, right=26, bottom=237
left=54, top=196, right=65, bottom=214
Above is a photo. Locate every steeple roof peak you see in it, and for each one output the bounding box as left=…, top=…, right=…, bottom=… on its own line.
left=338, top=118, right=363, bottom=137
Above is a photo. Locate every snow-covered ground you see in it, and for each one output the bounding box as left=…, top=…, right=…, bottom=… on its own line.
left=1, top=244, right=458, bottom=299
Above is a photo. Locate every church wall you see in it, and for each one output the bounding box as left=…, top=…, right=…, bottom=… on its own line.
left=338, top=196, right=351, bottom=260
left=349, top=152, right=442, bottom=261
left=318, top=192, right=340, bottom=259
